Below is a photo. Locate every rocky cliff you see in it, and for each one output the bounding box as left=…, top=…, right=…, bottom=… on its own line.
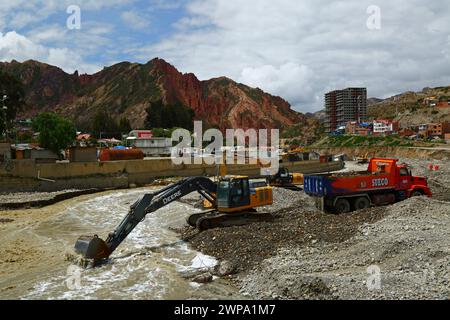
left=0, top=58, right=306, bottom=130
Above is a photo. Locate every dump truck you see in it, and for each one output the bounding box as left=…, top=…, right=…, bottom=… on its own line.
left=304, top=158, right=432, bottom=213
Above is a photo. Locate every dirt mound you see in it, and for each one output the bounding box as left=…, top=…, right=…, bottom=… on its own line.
left=181, top=188, right=386, bottom=273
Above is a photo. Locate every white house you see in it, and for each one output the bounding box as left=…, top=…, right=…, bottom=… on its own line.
left=373, top=120, right=397, bottom=135
left=126, top=130, right=172, bottom=157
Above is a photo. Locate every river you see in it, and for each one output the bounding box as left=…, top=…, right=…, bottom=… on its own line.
left=0, top=189, right=243, bottom=300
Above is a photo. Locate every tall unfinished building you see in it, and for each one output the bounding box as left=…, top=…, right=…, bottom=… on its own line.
left=325, top=88, right=367, bottom=133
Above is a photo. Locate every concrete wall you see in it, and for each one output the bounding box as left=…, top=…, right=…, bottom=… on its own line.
left=0, top=142, right=11, bottom=160
left=69, top=147, right=98, bottom=162
left=0, top=158, right=344, bottom=193
left=311, top=146, right=450, bottom=161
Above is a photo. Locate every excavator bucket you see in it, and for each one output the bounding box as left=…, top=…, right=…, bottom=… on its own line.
left=74, top=235, right=110, bottom=260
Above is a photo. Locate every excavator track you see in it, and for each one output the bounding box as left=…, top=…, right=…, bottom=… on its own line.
left=194, top=211, right=274, bottom=231
left=186, top=209, right=216, bottom=227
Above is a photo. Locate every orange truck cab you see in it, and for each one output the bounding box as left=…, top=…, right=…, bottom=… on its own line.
left=304, top=158, right=432, bottom=213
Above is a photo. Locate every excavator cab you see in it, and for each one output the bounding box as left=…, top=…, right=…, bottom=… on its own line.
left=217, top=177, right=251, bottom=209
left=216, top=176, right=273, bottom=213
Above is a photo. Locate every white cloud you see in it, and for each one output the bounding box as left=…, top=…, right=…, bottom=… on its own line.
left=2, top=0, right=450, bottom=114
left=133, top=0, right=450, bottom=112
left=239, top=63, right=315, bottom=106
left=121, top=11, right=150, bottom=30
left=0, top=0, right=135, bottom=31
left=0, top=31, right=100, bottom=73
left=27, top=22, right=115, bottom=56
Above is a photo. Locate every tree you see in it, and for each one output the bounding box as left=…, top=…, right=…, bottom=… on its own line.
left=0, top=71, right=25, bottom=137
left=144, top=100, right=164, bottom=129
left=145, top=100, right=195, bottom=131
left=32, top=113, right=76, bottom=155
left=118, top=117, right=132, bottom=134
left=92, top=110, right=120, bottom=138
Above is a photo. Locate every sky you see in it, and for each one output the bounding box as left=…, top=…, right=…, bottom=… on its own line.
left=0, top=0, right=449, bottom=112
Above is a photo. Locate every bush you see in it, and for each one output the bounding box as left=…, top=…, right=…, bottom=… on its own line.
left=32, top=113, right=76, bottom=154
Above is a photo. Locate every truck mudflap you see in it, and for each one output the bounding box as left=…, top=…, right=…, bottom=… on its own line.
left=314, top=197, right=325, bottom=211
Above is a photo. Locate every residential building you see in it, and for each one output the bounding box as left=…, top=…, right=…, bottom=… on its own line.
left=437, top=101, right=450, bottom=108
left=372, top=120, right=399, bottom=135
left=418, top=124, right=429, bottom=138
left=345, top=121, right=372, bottom=136
left=427, top=123, right=443, bottom=137
left=128, top=130, right=153, bottom=139
left=423, top=97, right=438, bottom=107
left=126, top=132, right=172, bottom=157
left=423, top=122, right=450, bottom=139
left=325, top=88, right=367, bottom=133
left=399, top=128, right=415, bottom=138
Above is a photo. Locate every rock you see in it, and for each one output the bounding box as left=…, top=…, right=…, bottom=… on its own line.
left=192, top=272, right=213, bottom=284
left=214, top=260, right=236, bottom=277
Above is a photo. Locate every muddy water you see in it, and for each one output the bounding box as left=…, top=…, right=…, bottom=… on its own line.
left=0, top=189, right=243, bottom=300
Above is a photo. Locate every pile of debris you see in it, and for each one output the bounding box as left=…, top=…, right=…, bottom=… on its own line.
left=400, top=157, right=450, bottom=202
left=181, top=188, right=386, bottom=273
left=240, top=196, right=450, bottom=300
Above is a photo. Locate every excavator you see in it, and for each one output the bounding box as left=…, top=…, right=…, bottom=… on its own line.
left=74, top=175, right=274, bottom=263
left=266, top=167, right=304, bottom=190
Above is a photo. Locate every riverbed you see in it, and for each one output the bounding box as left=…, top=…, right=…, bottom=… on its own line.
left=0, top=189, right=243, bottom=300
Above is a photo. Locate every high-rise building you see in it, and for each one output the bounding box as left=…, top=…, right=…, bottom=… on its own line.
left=325, top=88, right=367, bottom=133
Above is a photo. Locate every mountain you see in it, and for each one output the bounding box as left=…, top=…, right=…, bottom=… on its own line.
left=0, top=58, right=305, bottom=131
left=368, top=86, right=450, bottom=127
left=367, top=97, right=384, bottom=106
left=306, top=110, right=326, bottom=123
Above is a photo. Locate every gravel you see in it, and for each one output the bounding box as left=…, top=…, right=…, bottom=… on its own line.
left=0, top=189, right=100, bottom=209
left=398, top=157, right=450, bottom=202
left=180, top=159, right=450, bottom=300
left=0, top=190, right=81, bottom=204
left=181, top=188, right=386, bottom=273
left=240, top=197, right=450, bottom=300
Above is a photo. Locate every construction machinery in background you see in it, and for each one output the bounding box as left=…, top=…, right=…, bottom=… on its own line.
left=281, top=147, right=309, bottom=162
left=356, top=152, right=370, bottom=164
left=266, top=167, right=304, bottom=190
left=304, top=158, right=432, bottom=214
left=74, top=175, right=274, bottom=262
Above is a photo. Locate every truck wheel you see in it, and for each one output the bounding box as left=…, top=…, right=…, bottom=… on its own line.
left=334, top=199, right=351, bottom=214
left=411, top=190, right=423, bottom=197
left=354, top=197, right=370, bottom=211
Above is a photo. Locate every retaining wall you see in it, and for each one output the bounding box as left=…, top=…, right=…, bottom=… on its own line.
left=0, top=158, right=344, bottom=193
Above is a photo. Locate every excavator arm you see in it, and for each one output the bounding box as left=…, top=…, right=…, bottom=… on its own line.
left=74, top=177, right=217, bottom=261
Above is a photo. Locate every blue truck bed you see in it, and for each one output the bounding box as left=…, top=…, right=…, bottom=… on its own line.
left=304, top=175, right=331, bottom=197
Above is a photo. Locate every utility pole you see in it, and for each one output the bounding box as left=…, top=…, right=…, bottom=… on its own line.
left=357, top=95, right=362, bottom=124
left=1, top=94, right=8, bottom=141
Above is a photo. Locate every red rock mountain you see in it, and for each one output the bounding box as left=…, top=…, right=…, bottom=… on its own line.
left=0, top=58, right=305, bottom=130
